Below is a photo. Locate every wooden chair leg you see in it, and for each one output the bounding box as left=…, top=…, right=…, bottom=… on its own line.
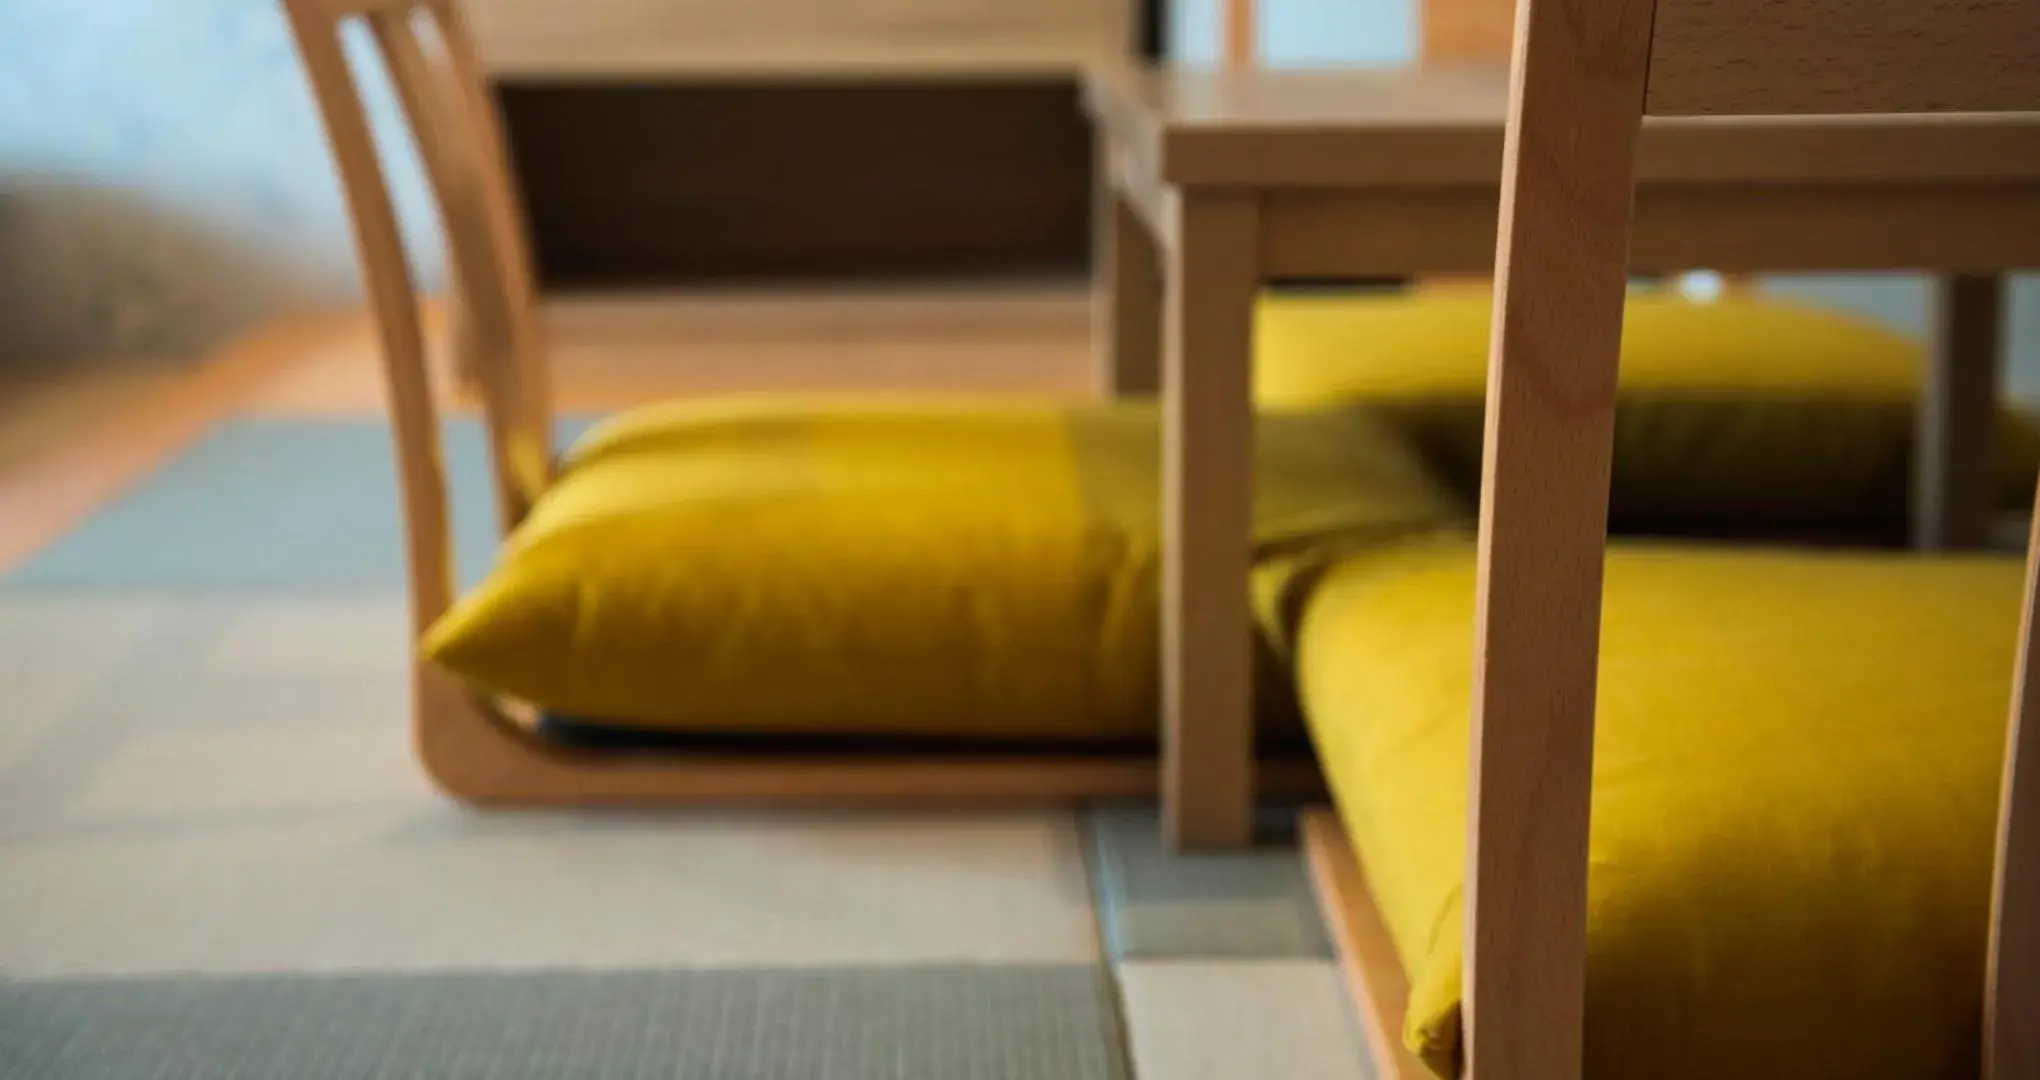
left=1987, top=503, right=2040, bottom=1079
left=1097, top=171, right=1163, bottom=399
left=1461, top=0, right=1655, bottom=1074
left=1301, top=809, right=1432, bottom=1080
left=1161, top=192, right=1259, bottom=850
left=1915, top=274, right=2004, bottom=551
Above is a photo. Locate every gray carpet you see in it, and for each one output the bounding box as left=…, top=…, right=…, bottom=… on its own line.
left=1084, top=803, right=1333, bottom=960
left=3, top=418, right=596, bottom=592
left=0, top=966, right=1130, bottom=1080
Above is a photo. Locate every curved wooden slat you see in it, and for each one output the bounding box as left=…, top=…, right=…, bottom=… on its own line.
left=280, top=0, right=457, bottom=633
left=1646, top=0, right=2040, bottom=116
left=427, top=0, right=554, bottom=469
left=368, top=9, right=545, bottom=530
left=1463, top=0, right=1657, bottom=1077
left=1989, top=506, right=2040, bottom=1079
left=1301, top=810, right=1430, bottom=1080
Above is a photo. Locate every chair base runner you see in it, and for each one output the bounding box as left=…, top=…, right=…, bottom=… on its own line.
left=415, top=662, right=1326, bottom=805
left=1300, top=807, right=1434, bottom=1080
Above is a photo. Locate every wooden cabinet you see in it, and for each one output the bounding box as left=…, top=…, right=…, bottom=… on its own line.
left=470, top=0, right=1134, bottom=285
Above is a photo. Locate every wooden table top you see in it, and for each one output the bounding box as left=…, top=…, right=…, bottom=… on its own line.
left=1084, top=65, right=2040, bottom=188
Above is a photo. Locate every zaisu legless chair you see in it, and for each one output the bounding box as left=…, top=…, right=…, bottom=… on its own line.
left=280, top=0, right=1468, bottom=806
left=1292, top=0, right=2038, bottom=1076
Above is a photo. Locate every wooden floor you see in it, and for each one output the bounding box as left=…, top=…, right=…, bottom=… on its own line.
left=0, top=368, right=174, bottom=475
left=0, top=285, right=1098, bottom=574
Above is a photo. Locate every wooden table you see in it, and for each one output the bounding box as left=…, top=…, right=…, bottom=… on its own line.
left=1085, top=65, right=2040, bottom=848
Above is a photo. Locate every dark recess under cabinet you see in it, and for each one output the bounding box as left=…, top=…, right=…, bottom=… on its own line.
left=495, top=79, right=1096, bottom=288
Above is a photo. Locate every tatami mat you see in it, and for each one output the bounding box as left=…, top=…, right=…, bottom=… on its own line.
left=1116, top=961, right=1376, bottom=1080
left=1085, top=803, right=1334, bottom=960
left=0, top=597, right=183, bottom=774
left=1, top=966, right=1130, bottom=1080
left=0, top=597, right=1102, bottom=976
left=1, top=418, right=593, bottom=591
left=0, top=300, right=1385, bottom=1078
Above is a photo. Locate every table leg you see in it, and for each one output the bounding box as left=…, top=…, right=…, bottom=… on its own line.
left=1915, top=274, right=2004, bottom=550
left=1162, top=192, right=1259, bottom=850
left=1097, top=184, right=1163, bottom=399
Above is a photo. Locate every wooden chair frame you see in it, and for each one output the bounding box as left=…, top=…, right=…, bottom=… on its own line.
left=1301, top=0, right=2039, bottom=1076
left=1104, top=0, right=2030, bottom=850
left=281, top=0, right=1323, bottom=806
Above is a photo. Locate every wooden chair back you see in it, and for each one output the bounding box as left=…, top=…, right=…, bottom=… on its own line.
left=1467, top=1, right=2040, bottom=1077
left=1647, top=0, right=2040, bottom=117
left=280, top=0, right=553, bottom=634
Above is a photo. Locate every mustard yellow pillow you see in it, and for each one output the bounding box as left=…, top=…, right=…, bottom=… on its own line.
left=1295, top=535, right=2018, bottom=1078
left=423, top=397, right=1465, bottom=740
left=1256, top=292, right=2040, bottom=531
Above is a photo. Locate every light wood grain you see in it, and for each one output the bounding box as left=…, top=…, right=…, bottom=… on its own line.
left=1917, top=276, right=2005, bottom=551
left=1300, top=809, right=1431, bottom=1080
left=1096, top=182, right=1162, bottom=398
left=283, top=0, right=459, bottom=633
left=545, top=284, right=1092, bottom=340
left=247, top=289, right=1096, bottom=416
left=1260, top=182, right=2040, bottom=278
left=1992, top=501, right=2040, bottom=1080
left=1161, top=192, right=1260, bottom=850
left=1463, top=0, right=1657, bottom=1077
left=1646, top=0, right=2040, bottom=116
left=462, top=0, right=1129, bottom=78
left=432, top=0, right=554, bottom=459
left=1103, top=139, right=1181, bottom=257
left=1083, top=66, right=2040, bottom=189
left=368, top=6, right=545, bottom=532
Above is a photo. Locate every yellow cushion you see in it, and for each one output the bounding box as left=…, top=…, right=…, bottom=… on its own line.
left=1256, top=292, right=2040, bottom=529
left=424, top=397, right=1465, bottom=740
left=1295, top=536, right=2018, bottom=1078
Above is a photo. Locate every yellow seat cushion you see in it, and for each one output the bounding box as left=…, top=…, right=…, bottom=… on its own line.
left=1256, top=292, right=2040, bottom=530
left=1295, top=536, right=2019, bottom=1078
left=424, top=397, right=1465, bottom=740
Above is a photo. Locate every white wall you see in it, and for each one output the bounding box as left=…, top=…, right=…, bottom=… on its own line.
left=0, top=1, right=439, bottom=366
